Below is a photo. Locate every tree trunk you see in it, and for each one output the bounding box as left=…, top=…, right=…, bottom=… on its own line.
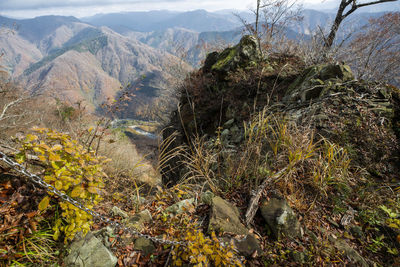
left=325, top=0, right=347, bottom=48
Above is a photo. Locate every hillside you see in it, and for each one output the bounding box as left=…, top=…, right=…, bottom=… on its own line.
left=160, top=35, right=400, bottom=266
left=1, top=33, right=399, bottom=266
left=0, top=15, right=191, bottom=118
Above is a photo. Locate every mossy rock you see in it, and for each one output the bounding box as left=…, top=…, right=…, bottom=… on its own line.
left=285, top=63, right=354, bottom=102
left=209, top=35, right=261, bottom=77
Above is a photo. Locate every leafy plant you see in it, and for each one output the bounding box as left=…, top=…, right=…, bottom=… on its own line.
left=172, top=230, right=242, bottom=267
left=16, top=127, right=108, bottom=242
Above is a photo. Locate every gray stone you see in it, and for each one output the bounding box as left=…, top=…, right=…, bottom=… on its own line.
left=260, top=198, right=301, bottom=239
left=208, top=196, right=248, bottom=235
left=349, top=225, right=364, bottom=239
left=131, top=196, right=147, bottom=207
left=201, top=191, right=215, bottom=205
left=134, top=237, right=156, bottom=255
left=111, top=206, right=128, bottom=219
left=329, top=236, right=368, bottom=267
left=223, top=119, right=235, bottom=128
left=234, top=234, right=262, bottom=257
left=284, top=63, right=354, bottom=103
left=221, top=129, right=230, bottom=138
left=123, top=209, right=152, bottom=231
left=93, top=226, right=115, bottom=248
left=165, top=198, right=195, bottom=215
left=290, top=250, right=307, bottom=264
left=64, top=232, right=117, bottom=267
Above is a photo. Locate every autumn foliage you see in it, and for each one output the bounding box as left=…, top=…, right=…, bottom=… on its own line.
left=16, top=128, right=108, bottom=242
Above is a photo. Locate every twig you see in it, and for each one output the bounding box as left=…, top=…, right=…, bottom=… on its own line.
left=245, top=166, right=287, bottom=226
left=164, top=245, right=175, bottom=267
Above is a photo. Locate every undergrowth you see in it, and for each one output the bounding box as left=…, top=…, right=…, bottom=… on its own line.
left=181, top=107, right=353, bottom=210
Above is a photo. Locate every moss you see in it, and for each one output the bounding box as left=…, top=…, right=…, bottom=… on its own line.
left=211, top=47, right=237, bottom=72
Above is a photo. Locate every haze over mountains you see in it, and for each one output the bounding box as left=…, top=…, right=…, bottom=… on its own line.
left=0, top=8, right=394, bottom=119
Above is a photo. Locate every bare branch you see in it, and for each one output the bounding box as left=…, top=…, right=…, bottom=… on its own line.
left=0, top=98, right=23, bottom=121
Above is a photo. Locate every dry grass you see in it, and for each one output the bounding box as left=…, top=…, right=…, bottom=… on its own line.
left=179, top=107, right=354, bottom=210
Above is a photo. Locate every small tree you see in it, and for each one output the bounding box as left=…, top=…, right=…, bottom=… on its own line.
left=236, top=0, right=302, bottom=53
left=341, top=12, right=400, bottom=84
left=325, top=0, right=398, bottom=48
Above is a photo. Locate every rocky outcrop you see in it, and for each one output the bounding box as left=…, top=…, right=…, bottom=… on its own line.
left=202, top=35, right=261, bottom=76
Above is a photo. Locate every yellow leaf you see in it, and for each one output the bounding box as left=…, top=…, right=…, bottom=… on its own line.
left=38, top=196, right=50, bottom=211
left=64, top=147, right=74, bottom=154
left=49, top=152, right=61, bottom=162
left=87, top=187, right=98, bottom=194
left=71, top=186, right=83, bottom=198
left=26, top=134, right=38, bottom=142
left=53, top=230, right=60, bottom=241
left=175, top=259, right=183, bottom=266
left=33, top=147, right=45, bottom=154
left=38, top=155, right=46, bottom=162
left=55, top=180, right=63, bottom=190
left=51, top=144, right=63, bottom=151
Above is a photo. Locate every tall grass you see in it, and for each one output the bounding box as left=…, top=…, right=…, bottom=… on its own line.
left=179, top=107, right=353, bottom=208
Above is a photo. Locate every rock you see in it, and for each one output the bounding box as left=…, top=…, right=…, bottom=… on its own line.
left=123, top=209, right=152, bottom=231
left=234, top=234, right=262, bottom=257
left=64, top=232, right=117, bottom=267
left=284, top=63, right=354, bottom=103
left=203, top=51, right=220, bottom=73
left=210, top=35, right=261, bottom=77
left=223, top=119, right=235, bottom=128
left=111, top=206, right=128, bottom=219
left=130, top=195, right=147, bottom=208
left=200, top=191, right=215, bottom=205
left=329, top=236, right=368, bottom=267
left=208, top=196, right=248, bottom=235
left=349, top=225, right=364, bottom=239
left=134, top=237, right=156, bottom=255
left=260, top=198, right=301, bottom=239
left=290, top=250, right=307, bottom=264
left=165, top=198, right=195, bottom=215
left=93, top=226, right=115, bottom=248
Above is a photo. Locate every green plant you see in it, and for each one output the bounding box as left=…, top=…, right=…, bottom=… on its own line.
left=16, top=127, right=107, bottom=242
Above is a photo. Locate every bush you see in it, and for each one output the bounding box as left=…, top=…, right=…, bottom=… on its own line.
left=16, top=127, right=108, bottom=242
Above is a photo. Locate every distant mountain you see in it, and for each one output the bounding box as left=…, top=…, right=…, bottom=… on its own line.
left=82, top=9, right=249, bottom=33
left=0, top=15, right=191, bottom=119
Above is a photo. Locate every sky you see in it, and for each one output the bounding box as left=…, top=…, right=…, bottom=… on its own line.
left=0, top=0, right=333, bottom=18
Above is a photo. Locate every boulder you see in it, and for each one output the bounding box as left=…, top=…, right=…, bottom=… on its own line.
left=329, top=235, right=368, bottom=267
left=165, top=198, right=195, bottom=215
left=233, top=234, right=262, bottom=257
left=284, top=63, right=354, bottom=103
left=207, top=35, right=261, bottom=77
left=64, top=232, right=117, bottom=267
left=134, top=237, right=156, bottom=255
left=208, top=196, right=248, bottom=235
left=200, top=191, right=215, bottom=205
left=260, top=198, right=301, bottom=239
left=111, top=206, right=128, bottom=219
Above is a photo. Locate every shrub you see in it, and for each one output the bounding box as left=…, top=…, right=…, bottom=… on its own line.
left=16, top=127, right=108, bottom=242
left=172, top=230, right=242, bottom=267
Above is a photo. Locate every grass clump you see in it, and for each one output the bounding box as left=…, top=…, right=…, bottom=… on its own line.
left=181, top=107, right=353, bottom=209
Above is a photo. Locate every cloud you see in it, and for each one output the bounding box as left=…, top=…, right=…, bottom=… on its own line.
left=0, top=0, right=183, bottom=10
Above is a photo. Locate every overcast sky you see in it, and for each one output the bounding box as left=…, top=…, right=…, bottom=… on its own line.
left=0, top=0, right=395, bottom=18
